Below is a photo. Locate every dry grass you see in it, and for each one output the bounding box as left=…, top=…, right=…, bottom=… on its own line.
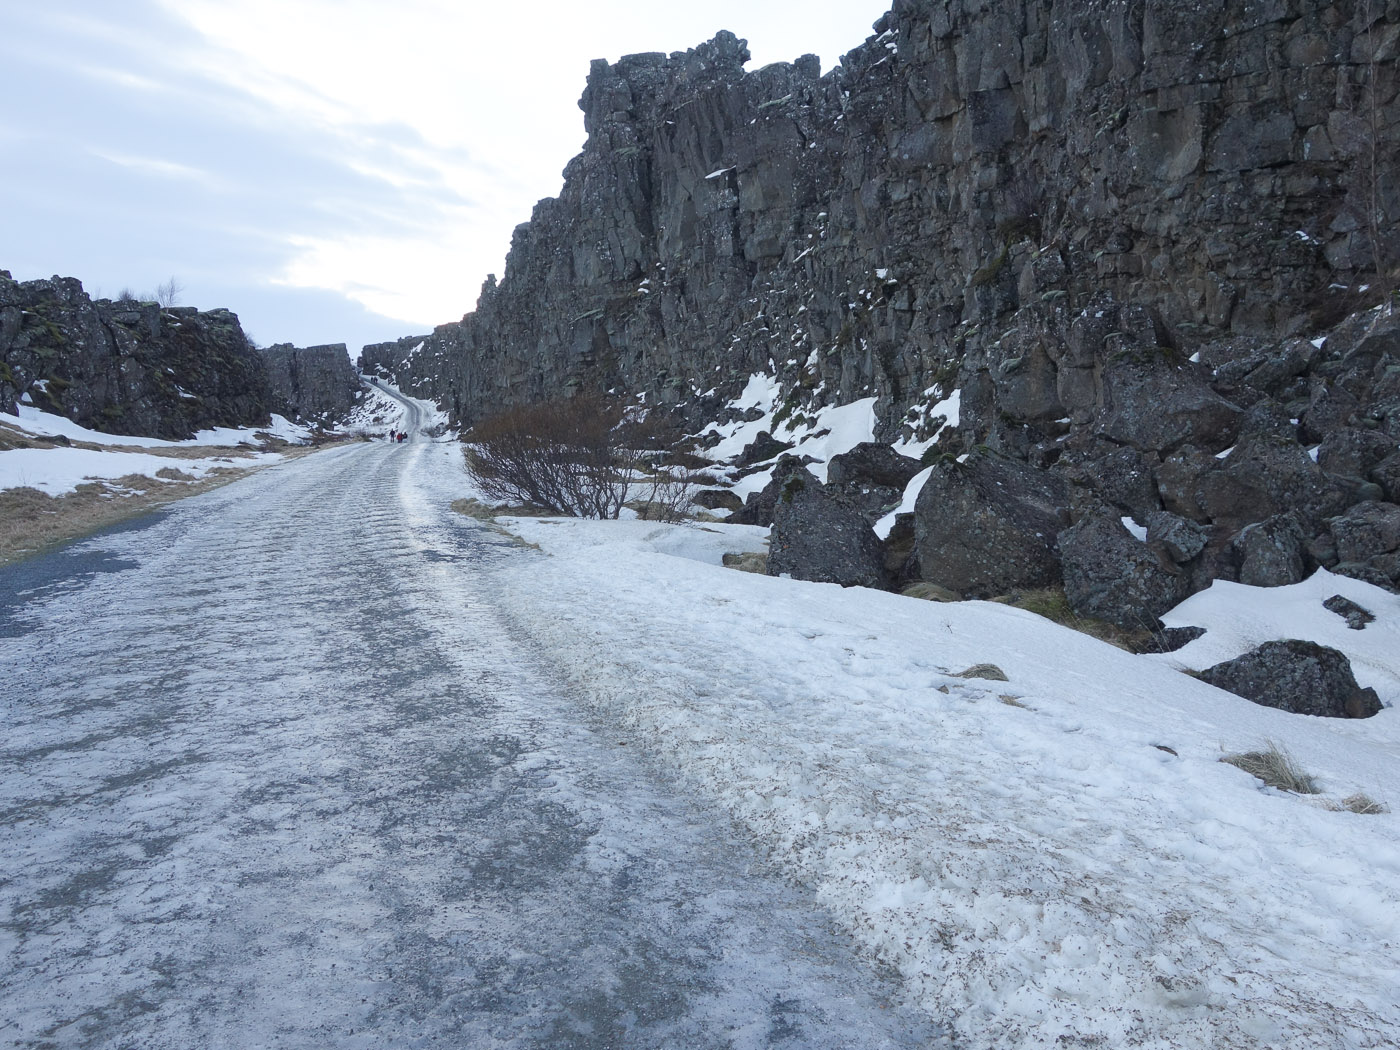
left=1324, top=793, right=1390, bottom=815
left=1220, top=741, right=1320, bottom=795
left=999, top=587, right=1156, bottom=652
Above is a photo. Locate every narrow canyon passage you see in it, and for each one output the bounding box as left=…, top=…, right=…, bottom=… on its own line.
left=0, top=420, right=937, bottom=1049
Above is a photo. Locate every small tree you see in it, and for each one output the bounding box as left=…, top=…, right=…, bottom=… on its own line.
left=155, top=276, right=184, bottom=308
left=464, top=394, right=648, bottom=518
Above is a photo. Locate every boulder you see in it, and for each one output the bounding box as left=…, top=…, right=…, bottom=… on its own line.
left=1372, top=451, right=1400, bottom=503
left=913, top=449, right=1070, bottom=598
left=1317, top=427, right=1397, bottom=481
left=1093, top=355, right=1241, bottom=454
left=693, top=488, right=744, bottom=512
left=736, top=430, right=793, bottom=467
left=1198, top=640, right=1382, bottom=718
left=825, top=442, right=924, bottom=524
left=1328, top=500, right=1400, bottom=565
left=1194, top=431, right=1351, bottom=531
left=1146, top=510, right=1210, bottom=563
left=1231, top=513, right=1310, bottom=587
left=1059, top=507, right=1193, bottom=629
left=767, top=464, right=886, bottom=588
left=1323, top=594, right=1375, bottom=630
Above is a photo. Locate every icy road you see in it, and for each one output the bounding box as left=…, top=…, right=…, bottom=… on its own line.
left=0, top=397, right=936, bottom=1048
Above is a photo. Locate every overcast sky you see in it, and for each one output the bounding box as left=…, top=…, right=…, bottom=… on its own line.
left=1, top=1, right=890, bottom=354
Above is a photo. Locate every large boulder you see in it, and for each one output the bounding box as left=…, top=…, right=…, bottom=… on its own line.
left=1194, top=430, right=1352, bottom=531
left=1093, top=355, right=1242, bottom=454
left=767, top=463, right=886, bottom=588
left=1198, top=640, right=1383, bottom=718
left=825, top=442, right=925, bottom=524
left=1059, top=508, right=1193, bottom=629
left=913, top=449, right=1070, bottom=598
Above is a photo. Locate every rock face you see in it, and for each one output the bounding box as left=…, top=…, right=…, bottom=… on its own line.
left=0, top=272, right=273, bottom=439
left=363, top=2, right=1399, bottom=435
left=1199, top=639, right=1383, bottom=718
left=359, top=1, right=1400, bottom=616
left=261, top=343, right=363, bottom=423
left=767, top=462, right=886, bottom=588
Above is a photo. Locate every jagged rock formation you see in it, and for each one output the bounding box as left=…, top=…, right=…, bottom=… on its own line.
left=260, top=343, right=363, bottom=423
left=1, top=271, right=273, bottom=439
left=365, top=0, right=1400, bottom=612
left=365, top=0, right=1397, bottom=433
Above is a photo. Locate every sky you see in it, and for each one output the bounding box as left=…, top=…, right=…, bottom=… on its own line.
left=0, top=1, right=892, bottom=355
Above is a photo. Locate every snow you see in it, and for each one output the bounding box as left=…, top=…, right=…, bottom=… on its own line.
left=874, top=465, right=933, bottom=540
left=429, top=438, right=1400, bottom=1048
left=0, top=406, right=298, bottom=495
left=0, top=445, right=280, bottom=496
left=1154, top=569, right=1400, bottom=702
left=1122, top=516, right=1148, bottom=542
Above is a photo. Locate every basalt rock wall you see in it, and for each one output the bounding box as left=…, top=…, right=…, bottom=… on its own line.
left=0, top=271, right=273, bottom=440
left=260, top=342, right=363, bottom=423
left=363, top=0, right=1399, bottom=439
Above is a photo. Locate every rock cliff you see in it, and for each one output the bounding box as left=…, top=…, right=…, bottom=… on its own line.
left=365, top=0, right=1400, bottom=612
left=260, top=343, right=364, bottom=423
left=1, top=271, right=273, bottom=439
left=363, top=0, right=1398, bottom=439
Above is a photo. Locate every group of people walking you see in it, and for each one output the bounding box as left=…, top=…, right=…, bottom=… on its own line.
left=386, top=430, right=407, bottom=443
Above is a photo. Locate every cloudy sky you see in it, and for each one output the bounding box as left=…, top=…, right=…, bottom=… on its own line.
left=1, top=1, right=891, bottom=354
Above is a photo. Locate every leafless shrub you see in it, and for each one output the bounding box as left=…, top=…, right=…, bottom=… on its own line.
left=463, top=394, right=651, bottom=519
left=1221, top=741, right=1320, bottom=794
left=155, top=276, right=184, bottom=308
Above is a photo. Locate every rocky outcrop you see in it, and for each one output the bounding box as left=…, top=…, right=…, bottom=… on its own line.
left=1199, top=639, right=1383, bottom=718
left=361, top=0, right=1400, bottom=618
left=363, top=1, right=1398, bottom=437
left=261, top=343, right=363, bottom=423
left=0, top=271, right=272, bottom=439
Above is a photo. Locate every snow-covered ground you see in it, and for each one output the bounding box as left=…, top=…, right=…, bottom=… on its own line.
left=0, top=406, right=304, bottom=496
left=407, top=435, right=1400, bottom=1049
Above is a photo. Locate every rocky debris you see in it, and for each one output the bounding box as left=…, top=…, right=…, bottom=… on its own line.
left=1323, top=594, right=1376, bottom=630
left=824, top=442, right=924, bottom=524
left=914, top=450, right=1070, bottom=599
left=0, top=271, right=272, bottom=439
left=1059, top=507, right=1192, bottom=629
left=260, top=343, right=362, bottom=423
left=766, top=462, right=886, bottom=588
left=1198, top=640, right=1383, bottom=719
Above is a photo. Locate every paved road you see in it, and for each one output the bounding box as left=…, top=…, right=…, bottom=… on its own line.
left=0, top=396, right=938, bottom=1048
